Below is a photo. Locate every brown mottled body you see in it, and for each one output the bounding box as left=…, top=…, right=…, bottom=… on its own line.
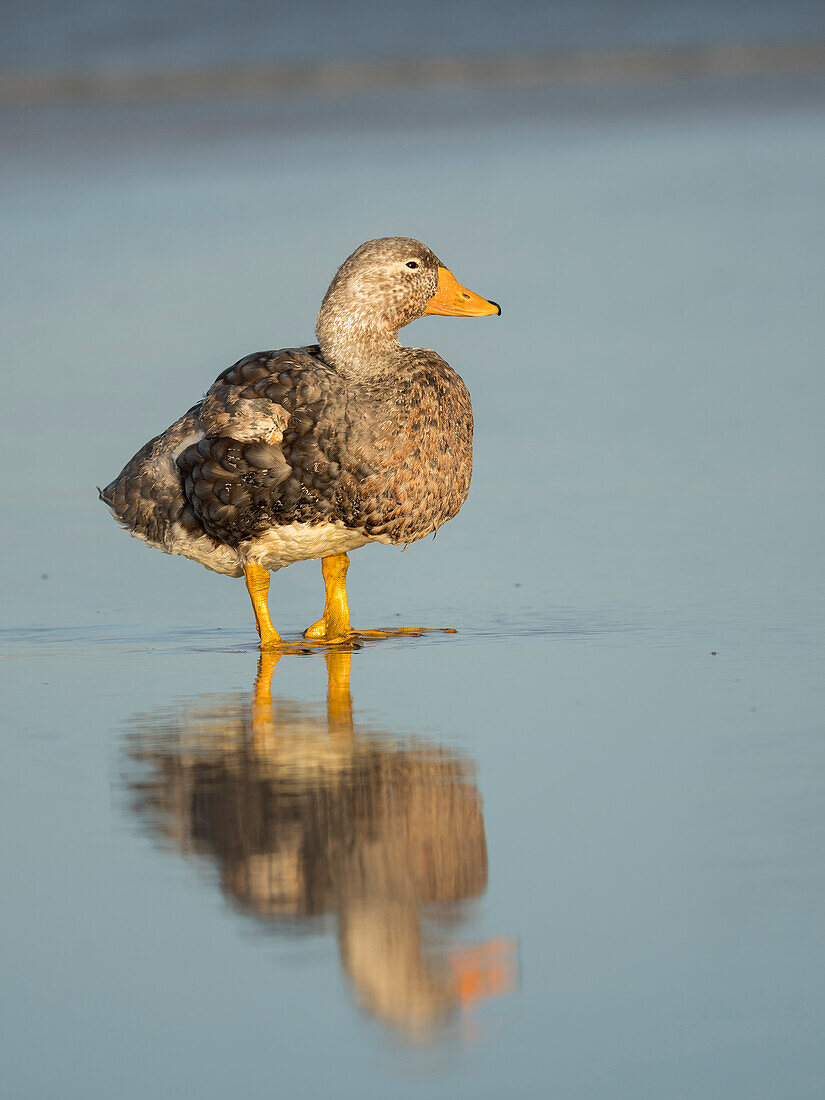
left=197, top=344, right=472, bottom=545
left=101, top=343, right=472, bottom=571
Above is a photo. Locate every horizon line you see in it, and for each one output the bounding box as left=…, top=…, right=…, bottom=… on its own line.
left=2, top=40, right=825, bottom=106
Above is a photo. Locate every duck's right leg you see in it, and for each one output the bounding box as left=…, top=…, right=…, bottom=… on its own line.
left=244, top=563, right=282, bottom=649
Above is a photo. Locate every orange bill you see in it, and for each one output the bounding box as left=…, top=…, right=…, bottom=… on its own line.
left=424, top=266, right=501, bottom=317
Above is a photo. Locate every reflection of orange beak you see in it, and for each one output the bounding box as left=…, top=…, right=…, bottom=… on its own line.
left=449, top=937, right=518, bottom=1007
left=424, top=266, right=501, bottom=317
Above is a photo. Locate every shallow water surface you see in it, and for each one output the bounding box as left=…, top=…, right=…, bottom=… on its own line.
left=2, top=73, right=825, bottom=1098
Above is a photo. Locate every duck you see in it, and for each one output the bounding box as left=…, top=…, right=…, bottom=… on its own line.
left=100, top=237, right=500, bottom=648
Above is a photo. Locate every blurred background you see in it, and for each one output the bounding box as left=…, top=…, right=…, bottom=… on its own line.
left=3, top=0, right=825, bottom=74
left=3, top=3, right=825, bottom=1099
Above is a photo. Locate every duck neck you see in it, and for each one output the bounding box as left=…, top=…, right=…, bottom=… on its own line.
left=316, top=305, right=404, bottom=379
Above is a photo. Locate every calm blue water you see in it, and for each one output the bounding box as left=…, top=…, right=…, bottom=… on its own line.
left=2, top=72, right=825, bottom=1097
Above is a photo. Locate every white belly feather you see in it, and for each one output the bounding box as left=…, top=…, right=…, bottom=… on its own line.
left=241, top=522, right=388, bottom=571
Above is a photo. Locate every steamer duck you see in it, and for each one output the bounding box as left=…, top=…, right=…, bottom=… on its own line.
left=100, top=238, right=499, bottom=647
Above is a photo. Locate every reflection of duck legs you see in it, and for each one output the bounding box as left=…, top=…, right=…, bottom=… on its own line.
left=254, top=646, right=354, bottom=752
left=252, top=646, right=353, bottom=744
left=125, top=650, right=516, bottom=1037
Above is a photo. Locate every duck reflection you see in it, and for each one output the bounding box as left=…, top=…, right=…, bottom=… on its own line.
left=124, top=651, right=515, bottom=1036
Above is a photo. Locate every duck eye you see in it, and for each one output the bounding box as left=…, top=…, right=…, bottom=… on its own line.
left=406, top=261, right=419, bottom=269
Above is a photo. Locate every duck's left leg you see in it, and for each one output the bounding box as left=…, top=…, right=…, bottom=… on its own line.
left=303, top=553, right=456, bottom=641
left=303, top=553, right=353, bottom=642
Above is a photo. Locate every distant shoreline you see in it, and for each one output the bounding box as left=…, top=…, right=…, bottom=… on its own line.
left=3, top=40, right=825, bottom=105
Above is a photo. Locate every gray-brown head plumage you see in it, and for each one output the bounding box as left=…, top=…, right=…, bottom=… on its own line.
left=316, top=237, right=441, bottom=375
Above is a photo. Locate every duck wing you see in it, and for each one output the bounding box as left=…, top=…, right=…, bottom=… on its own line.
left=176, top=346, right=360, bottom=548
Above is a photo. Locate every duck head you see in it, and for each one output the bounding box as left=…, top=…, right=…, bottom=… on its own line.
left=316, top=236, right=500, bottom=375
